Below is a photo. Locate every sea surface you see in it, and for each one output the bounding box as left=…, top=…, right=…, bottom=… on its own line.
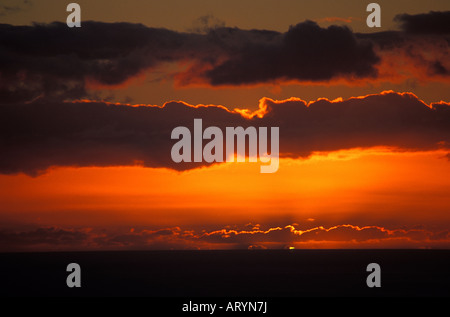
left=1, top=249, right=449, bottom=297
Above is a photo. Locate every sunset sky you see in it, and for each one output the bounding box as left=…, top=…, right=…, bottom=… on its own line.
left=0, top=0, right=449, bottom=251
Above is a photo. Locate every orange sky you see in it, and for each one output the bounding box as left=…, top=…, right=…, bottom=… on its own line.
left=0, top=1, right=449, bottom=251
left=1, top=147, right=449, bottom=250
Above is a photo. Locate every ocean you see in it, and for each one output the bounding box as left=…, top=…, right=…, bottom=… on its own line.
left=1, top=249, right=448, bottom=297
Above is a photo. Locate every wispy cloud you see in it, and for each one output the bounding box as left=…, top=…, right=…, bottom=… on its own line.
left=0, top=0, right=32, bottom=17
left=1, top=223, right=448, bottom=251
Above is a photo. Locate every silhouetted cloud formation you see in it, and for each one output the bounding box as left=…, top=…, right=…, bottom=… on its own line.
left=0, top=21, right=204, bottom=103
left=358, top=11, right=450, bottom=79
left=0, top=11, right=449, bottom=103
left=395, top=11, right=450, bottom=34
left=0, top=20, right=378, bottom=102
left=0, top=91, right=448, bottom=175
left=203, top=21, right=379, bottom=85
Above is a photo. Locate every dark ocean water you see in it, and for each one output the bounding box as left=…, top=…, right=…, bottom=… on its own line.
left=1, top=249, right=448, bottom=298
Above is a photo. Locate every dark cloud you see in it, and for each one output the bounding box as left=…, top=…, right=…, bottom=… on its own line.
left=203, top=21, right=379, bottom=85
left=395, top=11, right=450, bottom=34
left=261, top=92, right=450, bottom=157
left=0, top=98, right=246, bottom=175
left=357, top=11, right=450, bottom=79
left=0, top=21, right=206, bottom=103
left=1, top=12, right=449, bottom=101
left=0, top=91, right=448, bottom=176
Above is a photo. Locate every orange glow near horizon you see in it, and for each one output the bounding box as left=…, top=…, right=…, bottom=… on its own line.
left=1, top=91, right=449, bottom=249
left=1, top=149, right=449, bottom=236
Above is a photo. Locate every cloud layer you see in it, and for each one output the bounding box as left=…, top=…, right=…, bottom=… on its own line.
left=0, top=11, right=449, bottom=103
left=0, top=91, right=448, bottom=175
left=1, top=223, right=448, bottom=251
left=0, top=20, right=378, bottom=102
